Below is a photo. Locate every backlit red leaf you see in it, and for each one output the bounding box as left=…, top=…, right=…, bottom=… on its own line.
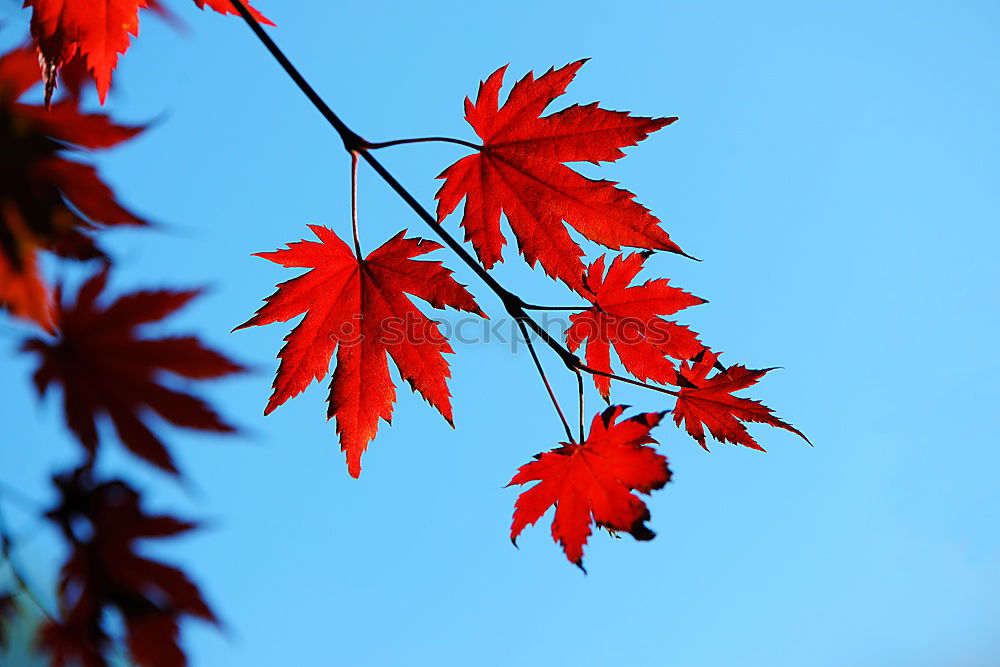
left=23, top=268, right=245, bottom=473
left=508, top=405, right=670, bottom=569
left=436, top=61, right=685, bottom=290
left=673, top=349, right=809, bottom=451
left=237, top=226, right=485, bottom=477
left=567, top=252, right=705, bottom=399
left=25, top=0, right=272, bottom=103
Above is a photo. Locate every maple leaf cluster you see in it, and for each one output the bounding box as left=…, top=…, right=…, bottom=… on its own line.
left=0, top=40, right=244, bottom=474
left=0, top=2, right=255, bottom=663
left=239, top=59, right=808, bottom=569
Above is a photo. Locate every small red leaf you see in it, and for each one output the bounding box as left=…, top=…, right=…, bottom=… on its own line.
left=567, top=252, right=705, bottom=399
left=673, top=349, right=809, bottom=450
left=508, top=406, right=671, bottom=569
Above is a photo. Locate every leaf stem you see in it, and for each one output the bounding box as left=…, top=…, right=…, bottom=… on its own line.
left=578, top=366, right=680, bottom=396
left=518, top=303, right=586, bottom=311
left=574, top=369, right=585, bottom=443
left=350, top=151, right=361, bottom=257
left=515, top=320, right=575, bottom=443
left=365, top=136, right=483, bottom=151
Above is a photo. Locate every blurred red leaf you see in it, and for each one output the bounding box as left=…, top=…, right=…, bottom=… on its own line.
left=237, top=226, right=484, bottom=477
left=436, top=60, right=685, bottom=291
left=508, top=406, right=670, bottom=569
left=0, top=244, right=53, bottom=331
left=0, top=46, right=146, bottom=329
left=24, top=0, right=273, bottom=104
left=38, top=467, right=214, bottom=667
left=23, top=268, right=245, bottom=473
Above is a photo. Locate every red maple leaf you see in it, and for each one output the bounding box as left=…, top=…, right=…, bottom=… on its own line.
left=0, top=45, right=147, bottom=329
left=508, top=406, right=671, bottom=569
left=0, top=245, right=53, bottom=331
left=25, top=0, right=272, bottom=104
left=39, top=467, right=215, bottom=667
left=673, top=349, right=809, bottom=451
left=22, top=268, right=245, bottom=473
left=567, top=252, right=706, bottom=399
left=236, top=226, right=485, bottom=478
left=436, top=60, right=686, bottom=291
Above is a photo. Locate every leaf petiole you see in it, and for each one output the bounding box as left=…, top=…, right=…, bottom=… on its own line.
left=515, top=319, right=575, bottom=444
left=365, top=137, right=483, bottom=151
left=518, top=302, right=587, bottom=311
left=350, top=151, right=361, bottom=256
left=576, top=365, right=680, bottom=397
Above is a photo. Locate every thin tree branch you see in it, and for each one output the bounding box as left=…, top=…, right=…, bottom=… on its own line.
left=225, top=0, right=365, bottom=152
left=365, top=136, right=482, bottom=151
left=516, top=320, right=574, bottom=443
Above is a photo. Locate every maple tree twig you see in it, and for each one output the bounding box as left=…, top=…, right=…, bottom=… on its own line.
left=365, top=136, right=483, bottom=151
left=515, top=319, right=575, bottom=443
left=226, top=0, right=365, bottom=152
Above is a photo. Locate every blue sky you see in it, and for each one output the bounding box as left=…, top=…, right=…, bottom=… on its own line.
left=2, top=1, right=999, bottom=665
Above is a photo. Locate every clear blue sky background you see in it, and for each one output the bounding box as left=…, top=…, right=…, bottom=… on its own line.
left=2, top=1, right=999, bottom=665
